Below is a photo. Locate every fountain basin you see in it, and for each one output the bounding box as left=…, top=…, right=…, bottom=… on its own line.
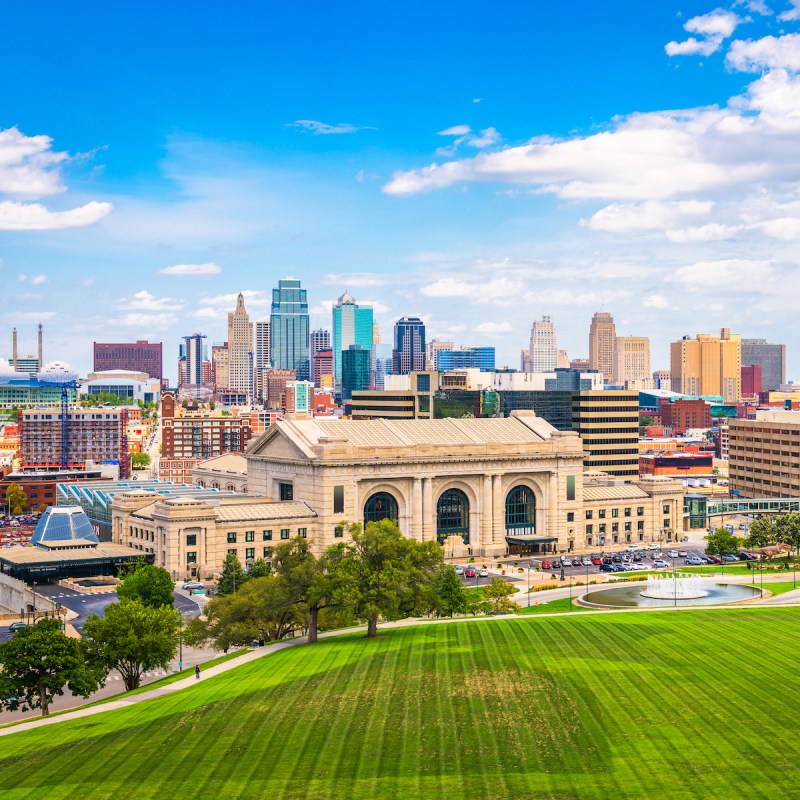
left=581, top=580, right=761, bottom=609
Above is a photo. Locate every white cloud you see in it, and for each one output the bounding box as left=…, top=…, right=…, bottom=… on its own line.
left=120, top=290, right=185, bottom=312
left=665, top=223, right=742, bottom=242
left=727, top=34, right=800, bottom=72
left=0, top=127, right=67, bottom=199
left=420, top=276, right=523, bottom=300
left=757, top=216, right=800, bottom=238
left=288, top=120, right=369, bottom=135
left=665, top=37, right=722, bottom=56
left=438, top=125, right=471, bottom=136
left=475, top=321, right=512, bottom=334
left=685, top=9, right=741, bottom=38
left=198, top=290, right=271, bottom=309
left=643, top=294, right=671, bottom=309
left=324, top=272, right=390, bottom=287
left=159, top=262, right=221, bottom=276
left=779, top=0, right=800, bottom=20
left=584, top=200, right=714, bottom=233
left=467, top=127, right=501, bottom=148
left=188, top=307, right=221, bottom=320
left=354, top=169, right=379, bottom=183
left=117, top=312, right=178, bottom=329
left=669, top=259, right=773, bottom=290
left=0, top=200, right=112, bottom=230
left=30, top=274, right=47, bottom=285
left=736, top=0, right=772, bottom=15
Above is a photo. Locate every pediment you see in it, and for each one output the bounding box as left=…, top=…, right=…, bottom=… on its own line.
left=246, top=426, right=312, bottom=461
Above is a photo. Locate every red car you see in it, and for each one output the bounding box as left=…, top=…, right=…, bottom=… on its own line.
left=465, top=568, right=476, bottom=578
left=540, top=560, right=552, bottom=570
left=591, top=556, right=602, bottom=565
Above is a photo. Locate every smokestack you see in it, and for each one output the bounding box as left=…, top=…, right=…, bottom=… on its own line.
left=38, top=323, right=43, bottom=370
left=12, top=328, right=17, bottom=370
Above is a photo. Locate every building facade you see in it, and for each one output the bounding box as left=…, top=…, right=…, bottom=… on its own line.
left=212, top=343, right=229, bottom=391
left=657, top=398, right=712, bottom=435
left=589, top=312, right=615, bottom=383
left=613, top=336, right=650, bottom=386
left=670, top=328, right=741, bottom=403
left=180, top=334, right=206, bottom=388
left=228, top=294, right=253, bottom=398
left=332, top=292, right=373, bottom=395
left=527, top=316, right=558, bottom=373
left=436, top=347, right=495, bottom=372
left=265, top=369, right=296, bottom=411
left=270, top=278, right=310, bottom=381
left=741, top=338, right=785, bottom=392
left=392, top=317, right=426, bottom=375
left=93, top=340, right=162, bottom=380
left=312, top=348, right=333, bottom=390
left=254, top=320, right=271, bottom=400
left=426, top=338, right=454, bottom=371
left=341, top=345, right=372, bottom=401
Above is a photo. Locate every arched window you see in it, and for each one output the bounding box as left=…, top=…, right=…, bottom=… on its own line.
left=437, top=489, right=469, bottom=545
left=506, top=486, right=536, bottom=532
left=364, top=492, right=399, bottom=525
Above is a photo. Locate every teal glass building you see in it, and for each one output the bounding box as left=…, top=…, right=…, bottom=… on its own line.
left=270, top=278, right=310, bottom=381
left=332, top=292, right=373, bottom=395
left=341, top=345, right=372, bottom=401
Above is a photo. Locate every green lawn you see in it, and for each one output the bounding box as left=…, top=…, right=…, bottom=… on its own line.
left=3, top=610, right=800, bottom=799
left=517, top=596, right=590, bottom=614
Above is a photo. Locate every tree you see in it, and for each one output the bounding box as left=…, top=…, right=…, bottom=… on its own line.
left=272, top=537, right=327, bottom=643
left=82, top=600, right=179, bottom=691
left=131, top=452, right=152, bottom=470
left=217, top=553, right=247, bottom=596
left=330, top=520, right=443, bottom=638
left=705, top=528, right=742, bottom=557
left=433, top=565, right=469, bottom=617
left=187, top=576, right=298, bottom=649
left=118, top=563, right=174, bottom=608
left=745, top=519, right=778, bottom=549
left=0, top=619, right=105, bottom=716
left=483, top=578, right=519, bottom=614
left=774, top=513, right=800, bottom=556
left=246, top=557, right=271, bottom=579
left=5, top=483, right=27, bottom=514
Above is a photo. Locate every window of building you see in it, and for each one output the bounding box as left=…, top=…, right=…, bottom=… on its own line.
left=280, top=528, right=290, bottom=540
left=566, top=475, right=576, bottom=502
left=227, top=548, right=237, bottom=555
left=279, top=482, right=293, bottom=501
left=187, top=551, right=196, bottom=563
left=663, top=518, right=670, bottom=530
left=586, top=536, right=593, bottom=546
left=298, top=528, right=307, bottom=538
left=612, top=534, right=619, bottom=544
left=437, top=489, right=470, bottom=545
left=637, top=506, right=644, bottom=516
left=263, top=530, right=272, bottom=541
left=611, top=508, right=619, bottom=518
left=227, top=532, right=236, bottom=543
left=586, top=524, right=593, bottom=534
left=364, top=492, right=398, bottom=525
left=637, top=521, right=644, bottom=531
left=624, top=507, right=631, bottom=517
left=333, top=485, right=344, bottom=514
left=245, top=531, right=255, bottom=542
left=245, top=548, right=255, bottom=560
left=598, top=509, right=606, bottom=519
left=612, top=523, right=619, bottom=533
left=334, top=524, right=344, bottom=538
left=186, top=534, right=196, bottom=546
left=567, top=512, right=574, bottom=522
left=585, top=510, right=593, bottom=520
left=263, top=547, right=272, bottom=558
left=599, top=524, right=606, bottom=534
left=624, top=522, right=631, bottom=532
left=625, top=534, right=631, bottom=543
left=663, top=503, right=670, bottom=515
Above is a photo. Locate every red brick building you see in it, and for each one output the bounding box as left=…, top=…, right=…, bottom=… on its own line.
left=741, top=364, right=762, bottom=398
left=93, top=340, right=163, bottom=380
left=657, top=398, right=712, bottom=435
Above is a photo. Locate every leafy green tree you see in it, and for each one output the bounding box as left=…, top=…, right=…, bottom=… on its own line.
left=773, top=513, right=800, bottom=555
left=483, top=578, right=519, bottom=614
left=131, top=452, right=152, bottom=470
left=217, top=553, right=247, bottom=596
left=330, top=520, right=443, bottom=638
left=745, top=519, right=778, bottom=549
left=246, top=557, right=271, bottom=579
left=82, top=600, right=180, bottom=691
left=0, top=619, right=106, bottom=716
left=5, top=483, right=27, bottom=514
left=433, top=565, right=469, bottom=617
left=118, top=563, right=174, bottom=608
left=705, top=528, right=742, bottom=557
left=186, top=576, right=298, bottom=649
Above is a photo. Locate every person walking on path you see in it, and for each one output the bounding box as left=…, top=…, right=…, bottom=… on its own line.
left=195, top=665, right=200, bottom=680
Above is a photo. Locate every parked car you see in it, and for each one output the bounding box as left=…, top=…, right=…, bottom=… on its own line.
left=465, top=568, right=476, bottom=578
left=633, top=553, right=642, bottom=562
left=627, top=544, right=640, bottom=552
left=621, top=563, right=636, bottom=571
left=678, top=550, right=688, bottom=557
left=602, top=556, right=613, bottom=565
left=540, top=560, right=552, bottom=570
left=646, top=543, right=658, bottom=550
left=685, top=557, right=705, bottom=566
left=668, top=550, right=679, bottom=558
left=721, top=555, right=738, bottom=563
left=581, top=556, right=592, bottom=566
left=181, top=581, right=204, bottom=591
left=612, top=554, right=622, bottom=563
left=454, top=565, right=464, bottom=575
left=560, top=556, right=571, bottom=565
left=611, top=563, right=626, bottom=572
left=599, top=563, right=614, bottom=572
left=9, top=621, right=29, bottom=632
left=631, top=563, right=648, bottom=571
left=478, top=568, right=489, bottom=578
left=652, top=559, right=670, bottom=568
left=571, top=557, right=581, bottom=567
left=705, top=554, right=722, bottom=564
left=592, top=556, right=603, bottom=565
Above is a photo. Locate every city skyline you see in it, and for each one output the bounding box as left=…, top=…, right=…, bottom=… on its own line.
left=3, top=3, right=800, bottom=377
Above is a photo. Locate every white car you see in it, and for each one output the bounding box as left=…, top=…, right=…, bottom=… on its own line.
left=627, top=544, right=640, bottom=552
left=478, top=568, right=489, bottom=578
left=581, top=556, right=592, bottom=566
left=631, top=563, right=648, bottom=571
left=454, top=565, right=464, bottom=575
left=647, top=543, right=659, bottom=550
left=652, top=559, right=670, bottom=568
left=668, top=550, right=679, bottom=558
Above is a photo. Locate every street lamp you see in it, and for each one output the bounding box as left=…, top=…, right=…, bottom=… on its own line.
left=672, top=554, right=677, bottom=608
left=526, top=565, right=530, bottom=608
left=177, top=613, right=184, bottom=673
left=569, top=576, right=573, bottom=612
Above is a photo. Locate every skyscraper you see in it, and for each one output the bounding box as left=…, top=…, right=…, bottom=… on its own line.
left=741, top=338, right=786, bottom=391
left=332, top=292, right=373, bottom=395
left=527, top=316, right=558, bottom=372
left=310, top=329, right=331, bottom=360
left=181, top=334, right=206, bottom=387
left=589, top=312, right=616, bottom=383
left=93, top=340, right=162, bottom=380
left=228, top=294, right=253, bottom=398
left=270, top=278, right=310, bottom=381
left=254, top=320, right=271, bottom=399
left=212, top=343, right=229, bottom=390
left=613, top=337, right=650, bottom=386
left=341, top=344, right=372, bottom=401
left=426, top=338, right=454, bottom=370
left=392, top=317, right=426, bottom=374
left=670, top=328, right=742, bottom=402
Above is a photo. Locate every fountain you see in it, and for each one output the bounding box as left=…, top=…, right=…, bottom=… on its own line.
left=640, top=572, right=709, bottom=600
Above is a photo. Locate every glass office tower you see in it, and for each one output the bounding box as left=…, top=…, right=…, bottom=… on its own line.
left=332, top=292, right=374, bottom=396
left=270, top=278, right=310, bottom=381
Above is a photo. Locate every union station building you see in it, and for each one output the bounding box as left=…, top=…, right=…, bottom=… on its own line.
left=112, top=411, right=684, bottom=578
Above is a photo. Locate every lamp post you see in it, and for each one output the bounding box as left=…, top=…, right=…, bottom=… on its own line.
left=672, top=554, right=677, bottom=608
left=177, top=613, right=184, bottom=673
left=569, top=576, right=573, bottom=612
left=526, top=565, right=530, bottom=607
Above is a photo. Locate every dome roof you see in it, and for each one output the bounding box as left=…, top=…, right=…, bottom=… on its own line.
left=338, top=291, right=356, bottom=305
left=31, top=507, right=99, bottom=545
left=37, top=360, right=78, bottom=385
left=0, top=359, right=28, bottom=382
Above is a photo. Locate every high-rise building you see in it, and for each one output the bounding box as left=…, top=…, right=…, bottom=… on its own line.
left=181, top=334, right=206, bottom=387
left=741, top=364, right=762, bottom=398
left=212, top=344, right=229, bottom=390
left=93, top=340, right=162, bottom=380
left=652, top=369, right=671, bottom=389
left=270, top=278, right=310, bottom=380
left=392, top=317, right=426, bottom=374
left=341, top=344, right=372, bottom=401
left=332, top=292, right=373, bottom=395
left=670, top=328, right=741, bottom=402
left=312, top=348, right=333, bottom=389
left=372, top=321, right=381, bottom=345
left=527, top=316, right=558, bottom=373
left=285, top=381, right=312, bottom=413
left=436, top=347, right=495, bottom=371
left=254, top=321, right=271, bottom=400
left=310, top=329, right=331, bottom=359
left=570, top=358, right=590, bottom=371
left=741, top=338, right=786, bottom=392
left=228, top=294, right=253, bottom=398
left=557, top=349, right=570, bottom=369
left=589, top=312, right=616, bottom=383
left=426, top=338, right=454, bottom=370
left=372, top=343, right=393, bottom=389
left=265, top=368, right=296, bottom=410
left=613, top=336, right=650, bottom=385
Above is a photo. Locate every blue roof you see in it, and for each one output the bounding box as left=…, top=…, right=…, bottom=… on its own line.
left=31, top=507, right=99, bottom=544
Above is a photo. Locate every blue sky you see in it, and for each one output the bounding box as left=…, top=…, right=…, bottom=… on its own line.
left=2, top=1, right=800, bottom=380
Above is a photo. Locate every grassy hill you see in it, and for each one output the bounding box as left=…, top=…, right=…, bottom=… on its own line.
left=2, top=608, right=800, bottom=799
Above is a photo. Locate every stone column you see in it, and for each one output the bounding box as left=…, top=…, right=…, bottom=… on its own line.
left=412, top=478, right=423, bottom=540
left=422, top=477, right=433, bottom=540
left=481, top=475, right=493, bottom=553
left=547, top=472, right=559, bottom=551
left=492, top=474, right=504, bottom=546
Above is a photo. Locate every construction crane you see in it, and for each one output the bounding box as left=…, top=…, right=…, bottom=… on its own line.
left=37, top=362, right=78, bottom=470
